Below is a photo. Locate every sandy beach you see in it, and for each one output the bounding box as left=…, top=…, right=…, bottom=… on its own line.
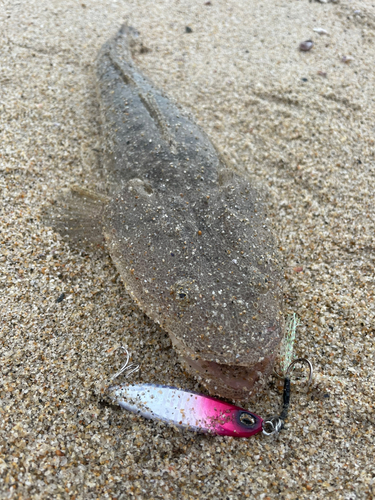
left=1, top=0, right=375, bottom=498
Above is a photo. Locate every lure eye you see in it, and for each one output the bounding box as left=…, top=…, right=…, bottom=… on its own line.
left=239, top=412, right=256, bottom=427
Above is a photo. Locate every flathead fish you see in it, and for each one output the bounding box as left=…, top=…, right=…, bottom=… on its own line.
left=51, top=25, right=284, bottom=399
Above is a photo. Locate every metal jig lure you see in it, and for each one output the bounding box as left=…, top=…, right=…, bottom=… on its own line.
left=106, top=348, right=313, bottom=437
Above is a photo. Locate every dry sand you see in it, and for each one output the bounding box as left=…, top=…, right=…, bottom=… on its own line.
left=1, top=0, right=375, bottom=498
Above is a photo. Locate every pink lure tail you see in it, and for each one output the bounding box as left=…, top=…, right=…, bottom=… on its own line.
left=109, top=383, right=263, bottom=437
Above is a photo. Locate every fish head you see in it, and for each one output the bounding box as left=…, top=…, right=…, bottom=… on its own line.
left=104, top=173, right=284, bottom=398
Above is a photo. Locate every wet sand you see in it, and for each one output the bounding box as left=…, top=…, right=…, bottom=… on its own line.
left=1, top=0, right=374, bottom=498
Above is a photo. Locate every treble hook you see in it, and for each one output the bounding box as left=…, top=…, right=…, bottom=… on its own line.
left=263, top=358, right=313, bottom=436
left=111, top=347, right=139, bottom=380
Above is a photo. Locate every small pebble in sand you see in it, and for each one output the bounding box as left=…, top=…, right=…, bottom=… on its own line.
left=185, top=26, right=193, bottom=33
left=313, top=28, right=330, bottom=36
left=293, top=266, right=304, bottom=273
left=55, top=292, right=65, bottom=303
left=341, top=55, right=353, bottom=63
left=317, top=70, right=327, bottom=77
left=299, top=40, right=313, bottom=52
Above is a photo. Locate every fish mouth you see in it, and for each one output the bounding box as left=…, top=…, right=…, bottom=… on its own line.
left=167, top=327, right=279, bottom=399
left=178, top=353, right=276, bottom=399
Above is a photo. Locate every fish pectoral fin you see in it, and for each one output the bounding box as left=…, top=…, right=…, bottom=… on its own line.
left=42, top=185, right=110, bottom=249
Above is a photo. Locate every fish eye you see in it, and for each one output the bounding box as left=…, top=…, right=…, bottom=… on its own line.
left=239, top=412, right=256, bottom=427
left=171, top=279, right=198, bottom=306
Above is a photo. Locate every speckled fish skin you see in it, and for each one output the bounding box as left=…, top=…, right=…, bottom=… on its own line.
left=97, top=26, right=284, bottom=399
left=109, top=383, right=263, bottom=437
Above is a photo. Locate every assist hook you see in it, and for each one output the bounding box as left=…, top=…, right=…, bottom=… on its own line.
left=263, top=358, right=313, bottom=436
